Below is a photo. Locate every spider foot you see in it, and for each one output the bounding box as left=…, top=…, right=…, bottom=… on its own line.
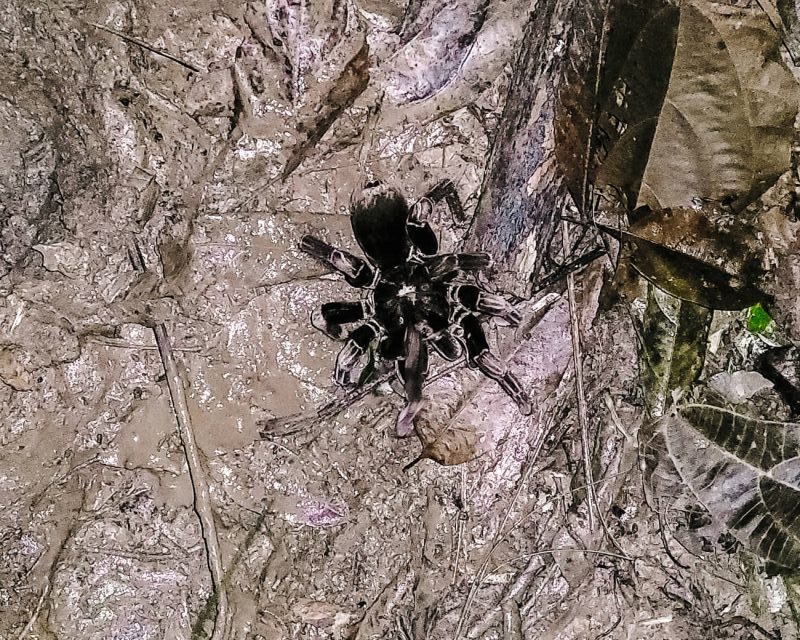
left=474, top=292, right=522, bottom=326
left=452, top=285, right=521, bottom=325
left=474, top=351, right=533, bottom=416
left=311, top=309, right=346, bottom=340
left=430, top=331, right=462, bottom=361
left=335, top=323, right=379, bottom=386
left=311, top=301, right=367, bottom=340
left=334, top=342, right=365, bottom=386
left=396, top=397, right=424, bottom=437
left=299, top=234, right=374, bottom=287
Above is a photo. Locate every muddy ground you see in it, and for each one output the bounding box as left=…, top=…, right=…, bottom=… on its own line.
left=1, top=0, right=799, bottom=638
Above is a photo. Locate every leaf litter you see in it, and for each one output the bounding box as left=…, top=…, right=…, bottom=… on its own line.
left=3, top=0, right=800, bottom=639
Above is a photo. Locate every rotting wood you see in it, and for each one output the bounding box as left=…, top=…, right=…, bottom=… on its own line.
left=468, top=0, right=578, bottom=290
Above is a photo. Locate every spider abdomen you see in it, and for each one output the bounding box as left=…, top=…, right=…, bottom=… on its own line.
left=351, top=188, right=413, bottom=269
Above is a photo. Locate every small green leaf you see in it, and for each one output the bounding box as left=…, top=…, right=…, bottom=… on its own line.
left=747, top=303, right=772, bottom=333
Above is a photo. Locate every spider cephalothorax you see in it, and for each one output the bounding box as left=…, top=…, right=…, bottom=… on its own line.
left=300, top=182, right=533, bottom=436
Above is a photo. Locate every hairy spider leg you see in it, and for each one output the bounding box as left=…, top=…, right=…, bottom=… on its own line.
left=335, top=320, right=381, bottom=386
left=426, top=252, right=493, bottom=278
left=312, top=300, right=371, bottom=340
left=429, top=331, right=462, bottom=361
left=450, top=284, right=522, bottom=326
left=395, top=324, right=429, bottom=437
left=424, top=179, right=466, bottom=223
left=299, top=234, right=375, bottom=287
left=378, top=327, right=405, bottom=360
left=459, top=314, right=533, bottom=415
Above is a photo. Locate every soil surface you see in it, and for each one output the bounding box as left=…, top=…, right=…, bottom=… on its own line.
left=1, top=1, right=799, bottom=639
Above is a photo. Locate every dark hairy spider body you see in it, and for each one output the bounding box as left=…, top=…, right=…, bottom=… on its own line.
left=300, top=182, right=532, bottom=436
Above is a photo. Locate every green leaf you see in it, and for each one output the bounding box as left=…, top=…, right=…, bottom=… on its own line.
left=639, top=284, right=710, bottom=416
left=747, top=303, right=773, bottom=334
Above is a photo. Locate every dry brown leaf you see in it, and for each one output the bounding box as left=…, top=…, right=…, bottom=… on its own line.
left=600, top=205, right=768, bottom=309
left=639, top=0, right=799, bottom=211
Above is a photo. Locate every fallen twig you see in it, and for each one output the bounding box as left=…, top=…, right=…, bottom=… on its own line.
left=451, top=465, right=468, bottom=585
left=154, top=324, right=228, bottom=640
left=501, top=600, right=523, bottom=640
left=453, top=433, right=547, bottom=639
left=86, top=21, right=205, bottom=73
left=259, top=369, right=396, bottom=438
left=561, top=218, right=596, bottom=531
left=456, top=470, right=635, bottom=639
left=465, top=554, right=546, bottom=639
left=127, top=240, right=228, bottom=639
left=84, top=335, right=201, bottom=352
left=15, top=579, right=50, bottom=640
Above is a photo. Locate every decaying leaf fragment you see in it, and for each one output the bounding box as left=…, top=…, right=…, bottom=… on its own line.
left=639, top=286, right=710, bottom=416
left=410, top=422, right=480, bottom=468
left=665, top=404, right=800, bottom=572
left=387, top=0, right=489, bottom=103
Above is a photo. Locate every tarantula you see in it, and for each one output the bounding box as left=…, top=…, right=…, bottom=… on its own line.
left=300, top=182, right=533, bottom=436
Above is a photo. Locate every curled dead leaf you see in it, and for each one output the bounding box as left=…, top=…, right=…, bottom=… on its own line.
left=410, top=422, right=479, bottom=468
left=600, top=205, right=769, bottom=310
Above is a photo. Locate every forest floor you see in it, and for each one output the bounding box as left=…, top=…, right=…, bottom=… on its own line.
left=1, top=0, right=799, bottom=639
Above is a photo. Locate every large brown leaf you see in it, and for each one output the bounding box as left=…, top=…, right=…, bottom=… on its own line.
left=599, top=205, right=769, bottom=309
left=639, top=0, right=799, bottom=211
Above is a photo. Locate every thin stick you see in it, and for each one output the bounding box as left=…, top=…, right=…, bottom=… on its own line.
left=561, top=218, right=596, bottom=531
left=485, top=546, right=635, bottom=580
left=154, top=324, right=228, bottom=640
left=753, top=0, right=799, bottom=67
left=580, top=4, right=612, bottom=218
left=15, top=580, right=49, bottom=639
left=451, top=465, right=468, bottom=585
left=130, top=235, right=228, bottom=637
left=85, top=336, right=201, bottom=352
left=453, top=432, right=547, bottom=639
left=86, top=21, right=205, bottom=73
left=603, top=390, right=631, bottom=441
